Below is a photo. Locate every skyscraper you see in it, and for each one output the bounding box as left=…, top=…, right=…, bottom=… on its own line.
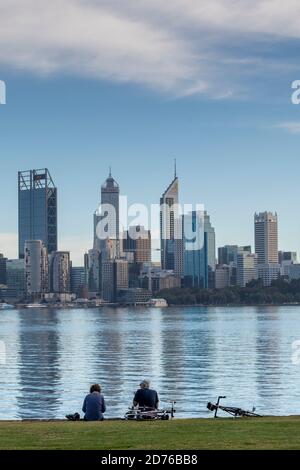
left=254, top=212, right=278, bottom=264
left=123, top=226, right=151, bottom=264
left=25, top=240, right=49, bottom=298
left=94, top=169, right=120, bottom=257
left=18, top=169, right=57, bottom=259
left=50, top=251, right=71, bottom=294
left=183, top=211, right=208, bottom=288
left=160, top=163, right=182, bottom=277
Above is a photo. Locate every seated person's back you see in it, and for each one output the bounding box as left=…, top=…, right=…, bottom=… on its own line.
left=133, top=380, right=159, bottom=409
left=82, top=384, right=106, bottom=421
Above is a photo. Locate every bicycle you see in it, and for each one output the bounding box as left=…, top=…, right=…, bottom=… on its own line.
left=207, top=396, right=261, bottom=418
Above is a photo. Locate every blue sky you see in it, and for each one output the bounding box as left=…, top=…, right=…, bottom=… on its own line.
left=1, top=1, right=300, bottom=264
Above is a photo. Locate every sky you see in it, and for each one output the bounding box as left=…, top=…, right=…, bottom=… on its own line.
left=1, top=0, right=300, bottom=265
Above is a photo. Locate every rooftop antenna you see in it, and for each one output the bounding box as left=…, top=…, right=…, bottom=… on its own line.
left=174, top=158, right=177, bottom=179
left=109, top=166, right=112, bottom=178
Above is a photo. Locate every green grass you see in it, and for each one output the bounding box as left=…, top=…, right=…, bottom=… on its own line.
left=0, top=417, right=300, bottom=450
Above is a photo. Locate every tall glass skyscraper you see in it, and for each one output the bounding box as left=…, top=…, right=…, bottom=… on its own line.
left=18, top=169, right=57, bottom=259
left=183, top=211, right=208, bottom=288
left=160, top=165, right=182, bottom=276
left=94, top=169, right=120, bottom=256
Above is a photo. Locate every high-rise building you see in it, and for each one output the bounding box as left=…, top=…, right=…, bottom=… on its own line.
left=123, top=226, right=151, bottom=264
left=218, top=245, right=238, bottom=266
left=6, top=259, right=26, bottom=300
left=87, top=249, right=101, bottom=294
left=18, top=169, right=57, bottom=259
left=160, top=165, right=182, bottom=278
left=0, top=254, right=7, bottom=285
left=204, top=212, right=216, bottom=272
left=71, top=267, right=88, bottom=296
left=94, top=169, right=120, bottom=256
left=237, top=251, right=258, bottom=287
left=25, top=240, right=49, bottom=298
left=254, top=212, right=278, bottom=265
left=101, top=259, right=129, bottom=302
left=278, top=251, right=298, bottom=264
left=183, top=211, right=208, bottom=288
left=50, top=251, right=71, bottom=294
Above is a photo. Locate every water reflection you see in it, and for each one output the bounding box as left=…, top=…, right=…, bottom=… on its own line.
left=0, top=306, right=300, bottom=419
left=16, top=309, right=61, bottom=419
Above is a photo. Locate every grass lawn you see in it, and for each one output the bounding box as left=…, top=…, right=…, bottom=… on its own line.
left=0, top=417, right=300, bottom=450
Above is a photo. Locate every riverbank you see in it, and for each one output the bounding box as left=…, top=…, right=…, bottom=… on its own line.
left=1, top=417, right=300, bottom=450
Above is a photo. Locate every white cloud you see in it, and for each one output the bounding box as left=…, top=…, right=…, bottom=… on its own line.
left=0, top=1, right=300, bottom=96
left=275, top=121, right=300, bottom=134
left=0, top=233, right=18, bottom=259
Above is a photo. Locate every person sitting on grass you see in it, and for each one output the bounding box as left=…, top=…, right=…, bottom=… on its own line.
left=133, top=380, right=159, bottom=410
left=82, top=383, right=106, bottom=421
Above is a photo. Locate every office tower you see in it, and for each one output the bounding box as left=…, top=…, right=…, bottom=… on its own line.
left=278, top=251, right=298, bottom=264
left=87, top=249, right=101, bottom=294
left=257, top=264, right=280, bottom=287
left=0, top=254, right=7, bottom=285
left=183, top=211, right=208, bottom=288
left=237, top=252, right=258, bottom=287
left=102, top=259, right=129, bottom=302
left=215, top=265, right=230, bottom=289
left=218, top=245, right=238, bottom=266
left=71, top=267, right=88, bottom=295
left=160, top=164, right=182, bottom=278
left=254, top=212, right=278, bottom=264
left=204, top=212, right=216, bottom=272
left=25, top=240, right=49, bottom=297
left=18, top=169, right=57, bottom=259
left=50, top=251, right=71, bottom=294
left=6, top=259, right=26, bottom=300
left=123, top=226, right=151, bottom=263
left=94, top=169, right=120, bottom=256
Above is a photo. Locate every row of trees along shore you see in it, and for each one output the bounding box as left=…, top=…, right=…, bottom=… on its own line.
left=157, top=278, right=300, bottom=306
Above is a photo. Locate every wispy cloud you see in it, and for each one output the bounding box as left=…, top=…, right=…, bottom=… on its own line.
left=275, top=122, right=300, bottom=134
left=1, top=1, right=300, bottom=97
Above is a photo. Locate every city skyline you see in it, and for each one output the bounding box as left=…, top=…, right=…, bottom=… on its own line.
left=0, top=164, right=297, bottom=266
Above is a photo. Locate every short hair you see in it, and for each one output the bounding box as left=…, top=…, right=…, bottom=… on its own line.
left=90, top=384, right=101, bottom=393
left=140, top=380, right=150, bottom=389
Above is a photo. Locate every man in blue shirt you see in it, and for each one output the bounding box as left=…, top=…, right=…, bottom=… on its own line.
left=133, top=380, right=159, bottom=410
left=82, top=384, right=106, bottom=421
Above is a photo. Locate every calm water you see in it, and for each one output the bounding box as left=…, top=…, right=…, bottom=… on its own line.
left=1, top=306, right=300, bottom=420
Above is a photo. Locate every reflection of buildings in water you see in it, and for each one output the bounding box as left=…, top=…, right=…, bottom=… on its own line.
left=0, top=311, right=20, bottom=420
left=160, top=307, right=215, bottom=413
left=255, top=307, right=282, bottom=407
left=91, top=308, right=126, bottom=410
left=17, top=309, right=61, bottom=419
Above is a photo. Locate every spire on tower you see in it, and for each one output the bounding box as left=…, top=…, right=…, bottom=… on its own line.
left=174, top=158, right=177, bottom=179
left=109, top=166, right=112, bottom=178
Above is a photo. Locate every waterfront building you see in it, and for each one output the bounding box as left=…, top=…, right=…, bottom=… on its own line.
left=24, top=240, right=49, bottom=298
left=5, top=259, right=26, bottom=300
left=71, top=266, right=88, bottom=295
left=94, top=169, right=120, bottom=257
left=18, top=169, right=57, bottom=258
left=50, top=251, right=71, bottom=294
left=183, top=211, right=208, bottom=288
left=237, top=251, right=258, bottom=287
left=123, top=226, right=151, bottom=264
left=278, top=251, right=298, bottom=265
left=215, top=265, right=230, bottom=289
left=0, top=254, right=7, bottom=285
left=87, top=249, right=101, bottom=294
left=255, top=212, right=278, bottom=264
left=160, top=164, right=182, bottom=278
left=257, top=263, right=281, bottom=286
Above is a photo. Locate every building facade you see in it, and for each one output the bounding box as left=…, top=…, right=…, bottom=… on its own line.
left=254, top=212, right=278, bottom=264
left=183, top=211, right=208, bottom=288
left=18, top=169, right=57, bottom=259
left=25, top=240, right=49, bottom=298
left=50, top=251, right=71, bottom=294
left=237, top=251, right=258, bottom=287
